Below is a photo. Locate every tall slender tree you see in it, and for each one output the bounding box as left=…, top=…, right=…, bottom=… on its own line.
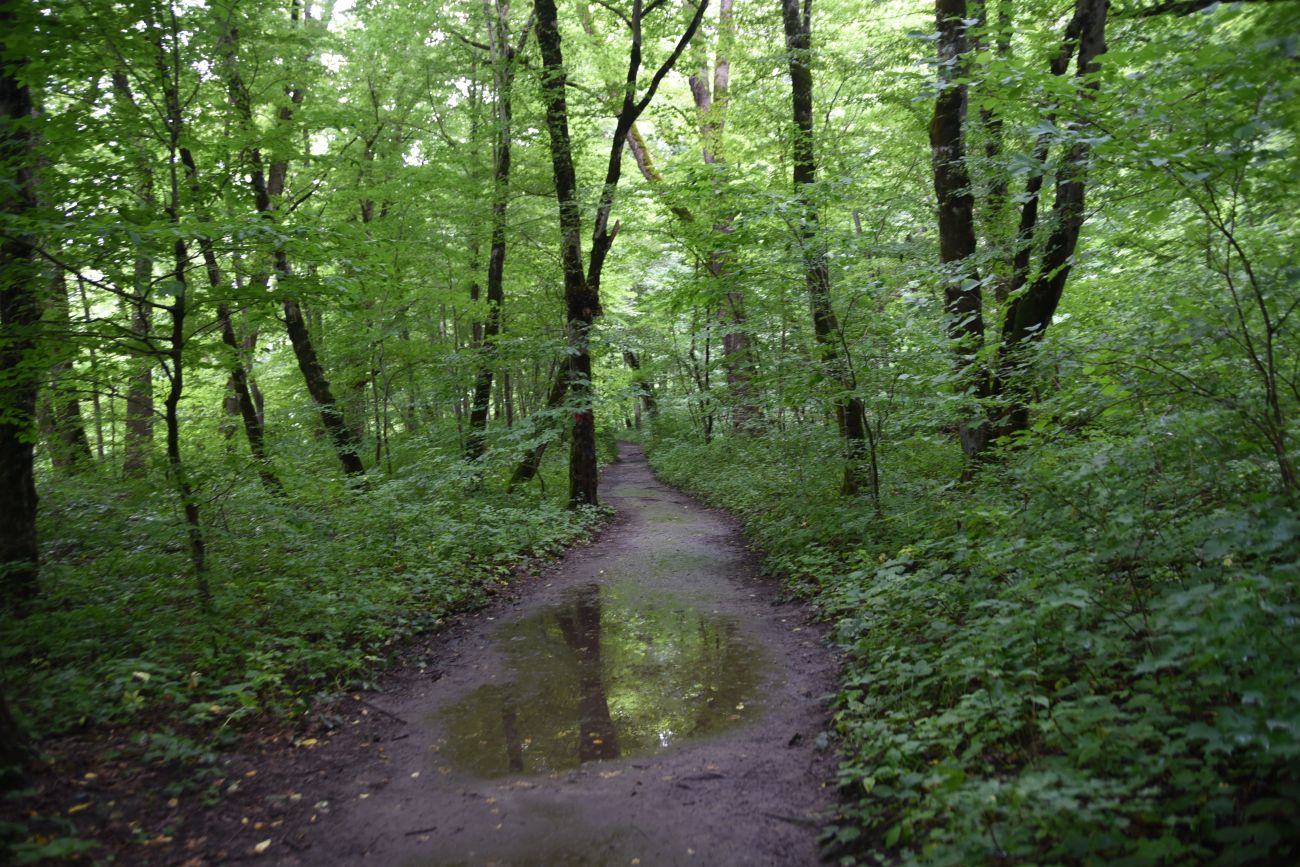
left=153, top=4, right=209, bottom=603
left=532, top=0, right=709, bottom=506
left=113, top=72, right=156, bottom=478
left=221, top=9, right=365, bottom=477
left=467, top=0, right=531, bottom=463
left=39, top=270, right=93, bottom=472
left=930, top=0, right=989, bottom=456
left=781, top=0, right=875, bottom=498
left=930, top=0, right=1110, bottom=459
left=0, top=0, right=43, bottom=610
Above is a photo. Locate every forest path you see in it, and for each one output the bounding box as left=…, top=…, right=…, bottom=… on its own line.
left=283, top=443, right=837, bottom=866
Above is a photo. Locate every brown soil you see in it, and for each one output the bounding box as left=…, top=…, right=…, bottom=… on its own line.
left=7, top=443, right=838, bottom=866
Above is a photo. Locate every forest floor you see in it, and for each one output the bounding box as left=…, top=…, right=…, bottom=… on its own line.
left=12, top=443, right=838, bottom=866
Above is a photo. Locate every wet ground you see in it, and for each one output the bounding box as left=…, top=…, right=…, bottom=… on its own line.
left=278, top=443, right=838, bottom=866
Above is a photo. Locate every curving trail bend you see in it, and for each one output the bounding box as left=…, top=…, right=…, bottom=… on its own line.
left=281, top=443, right=837, bottom=866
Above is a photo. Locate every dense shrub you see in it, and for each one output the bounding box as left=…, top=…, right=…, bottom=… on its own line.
left=2, top=444, right=602, bottom=739
left=651, top=423, right=1300, bottom=866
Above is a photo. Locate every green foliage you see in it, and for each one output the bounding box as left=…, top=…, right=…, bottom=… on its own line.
left=1, top=443, right=602, bottom=738
left=3, top=833, right=100, bottom=866
left=3, top=0, right=1300, bottom=862
left=651, top=420, right=1300, bottom=866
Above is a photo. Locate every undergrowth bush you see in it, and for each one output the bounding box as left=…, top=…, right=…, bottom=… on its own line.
left=650, top=422, right=1300, bottom=866
left=1, top=442, right=603, bottom=741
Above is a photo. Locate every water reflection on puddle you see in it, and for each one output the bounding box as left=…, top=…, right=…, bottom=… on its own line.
left=434, top=583, right=767, bottom=778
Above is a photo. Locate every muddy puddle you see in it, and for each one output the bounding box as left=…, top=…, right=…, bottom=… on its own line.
left=432, top=581, right=768, bottom=778
left=272, top=444, right=832, bottom=867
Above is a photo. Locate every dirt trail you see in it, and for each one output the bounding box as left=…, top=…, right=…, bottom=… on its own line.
left=282, top=443, right=837, bottom=866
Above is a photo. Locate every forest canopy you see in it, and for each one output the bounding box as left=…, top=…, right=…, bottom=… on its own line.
left=2, top=0, right=1299, bottom=863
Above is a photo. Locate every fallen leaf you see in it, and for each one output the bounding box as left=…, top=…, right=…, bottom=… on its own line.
left=68, top=802, right=91, bottom=815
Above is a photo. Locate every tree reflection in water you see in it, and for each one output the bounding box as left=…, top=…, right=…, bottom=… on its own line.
left=557, top=585, right=621, bottom=762
left=436, top=582, right=767, bottom=778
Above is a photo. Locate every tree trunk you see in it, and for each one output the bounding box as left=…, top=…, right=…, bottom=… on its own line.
left=221, top=21, right=364, bottom=477
left=622, top=0, right=755, bottom=428
left=997, top=0, right=1108, bottom=433
left=282, top=296, right=365, bottom=475
left=623, top=350, right=657, bottom=417
left=691, top=0, right=754, bottom=428
left=41, top=274, right=92, bottom=472
left=0, top=8, right=42, bottom=611
left=533, top=0, right=707, bottom=506
left=122, top=252, right=154, bottom=477
left=930, top=0, right=990, bottom=458
left=162, top=238, right=209, bottom=604
left=175, top=140, right=284, bottom=494
left=112, top=70, right=156, bottom=478
left=781, top=0, right=873, bottom=498
left=75, top=277, right=105, bottom=460
left=503, top=368, right=514, bottom=427
left=509, top=361, right=570, bottom=489
left=467, top=0, right=521, bottom=463
left=155, top=20, right=209, bottom=604
left=533, top=0, right=600, bottom=506
left=218, top=304, right=283, bottom=493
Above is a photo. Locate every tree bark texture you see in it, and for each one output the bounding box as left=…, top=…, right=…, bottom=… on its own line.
left=930, top=0, right=990, bottom=458
left=467, top=0, right=522, bottom=463
left=156, top=20, right=210, bottom=603
left=534, top=0, right=708, bottom=506
left=997, top=0, right=1108, bottom=433
left=122, top=242, right=154, bottom=477
left=781, top=0, right=872, bottom=496
left=41, top=270, right=93, bottom=472
left=0, top=6, right=41, bottom=611
left=176, top=142, right=284, bottom=494
left=929, top=0, right=1107, bottom=457
left=221, top=22, right=364, bottom=477
left=534, top=0, right=601, bottom=506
